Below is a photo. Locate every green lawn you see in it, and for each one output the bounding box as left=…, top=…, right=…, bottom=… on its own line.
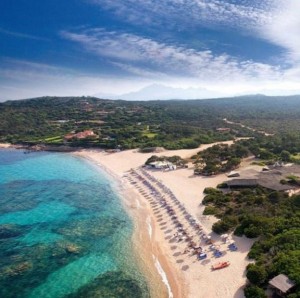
left=44, top=136, right=63, bottom=143
left=142, top=132, right=157, bottom=138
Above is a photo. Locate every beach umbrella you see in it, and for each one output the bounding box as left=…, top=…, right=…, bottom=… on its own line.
left=198, top=253, right=207, bottom=260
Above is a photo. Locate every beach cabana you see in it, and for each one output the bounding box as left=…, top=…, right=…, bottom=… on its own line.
left=226, top=179, right=258, bottom=188
left=268, top=274, right=295, bottom=296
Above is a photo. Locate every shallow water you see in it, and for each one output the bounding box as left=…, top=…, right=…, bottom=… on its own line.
left=0, top=149, right=149, bottom=298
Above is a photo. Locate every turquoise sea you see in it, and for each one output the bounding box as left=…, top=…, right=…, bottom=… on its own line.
left=0, top=149, right=149, bottom=298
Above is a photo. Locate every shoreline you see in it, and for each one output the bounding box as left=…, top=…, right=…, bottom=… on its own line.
left=73, top=141, right=254, bottom=298
left=1, top=141, right=254, bottom=297
left=74, top=151, right=181, bottom=298
left=121, top=180, right=183, bottom=298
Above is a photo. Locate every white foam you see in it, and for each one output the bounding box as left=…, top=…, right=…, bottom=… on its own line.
left=146, top=216, right=152, bottom=239
left=153, top=256, right=174, bottom=298
left=135, top=198, right=141, bottom=209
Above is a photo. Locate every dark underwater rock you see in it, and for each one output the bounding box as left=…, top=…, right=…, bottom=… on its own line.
left=2, top=261, right=32, bottom=277
left=0, top=224, right=24, bottom=239
left=66, top=271, right=147, bottom=298
left=56, top=216, right=126, bottom=240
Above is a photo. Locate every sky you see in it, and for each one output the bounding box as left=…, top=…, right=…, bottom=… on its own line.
left=1, top=0, right=300, bottom=100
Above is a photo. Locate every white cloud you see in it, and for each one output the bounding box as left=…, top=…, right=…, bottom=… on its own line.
left=56, top=28, right=298, bottom=98
left=82, top=0, right=300, bottom=97
left=91, top=0, right=274, bottom=31
left=0, top=59, right=148, bottom=101
left=1, top=56, right=300, bottom=101
left=0, top=28, right=49, bottom=41
left=92, top=0, right=300, bottom=65
left=62, top=28, right=282, bottom=83
left=261, top=0, right=300, bottom=62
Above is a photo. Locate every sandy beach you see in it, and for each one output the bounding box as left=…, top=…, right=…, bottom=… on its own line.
left=0, top=143, right=13, bottom=148
left=74, top=140, right=255, bottom=298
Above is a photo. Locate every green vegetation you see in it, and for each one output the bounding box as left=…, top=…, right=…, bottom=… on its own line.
left=239, top=135, right=300, bottom=165
left=244, top=285, right=267, bottom=298
left=0, top=96, right=244, bottom=149
left=2, top=95, right=300, bottom=153
left=144, top=155, right=187, bottom=167
left=193, top=143, right=249, bottom=175
left=202, top=186, right=300, bottom=296
left=2, top=94, right=300, bottom=153
left=141, top=131, right=157, bottom=138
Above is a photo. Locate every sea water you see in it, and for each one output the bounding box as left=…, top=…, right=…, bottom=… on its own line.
left=0, top=149, right=149, bottom=298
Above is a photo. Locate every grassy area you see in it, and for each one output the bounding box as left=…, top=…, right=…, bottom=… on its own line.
left=142, top=131, right=157, bottom=138
left=44, top=136, right=63, bottom=141
left=44, top=136, right=63, bottom=143
left=292, top=153, right=300, bottom=160
left=251, top=161, right=266, bottom=166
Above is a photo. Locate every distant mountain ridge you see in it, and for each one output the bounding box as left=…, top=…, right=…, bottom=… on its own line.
left=93, top=83, right=224, bottom=100
left=3, top=93, right=300, bottom=105
left=93, top=84, right=300, bottom=101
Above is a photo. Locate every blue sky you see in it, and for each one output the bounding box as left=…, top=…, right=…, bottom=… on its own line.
left=1, top=0, right=300, bottom=100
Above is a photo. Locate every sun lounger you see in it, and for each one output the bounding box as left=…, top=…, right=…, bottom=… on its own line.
left=212, top=261, right=230, bottom=270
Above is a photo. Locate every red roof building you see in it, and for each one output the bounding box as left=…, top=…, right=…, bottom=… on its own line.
left=64, top=130, right=96, bottom=140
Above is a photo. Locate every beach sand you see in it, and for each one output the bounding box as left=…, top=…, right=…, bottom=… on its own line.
left=74, top=140, right=255, bottom=298
left=0, top=143, right=13, bottom=148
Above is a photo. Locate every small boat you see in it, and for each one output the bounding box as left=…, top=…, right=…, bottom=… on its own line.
left=212, top=261, right=230, bottom=270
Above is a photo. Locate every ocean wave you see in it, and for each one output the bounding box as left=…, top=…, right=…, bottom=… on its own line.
left=153, top=256, right=173, bottom=298
left=135, top=198, right=141, bottom=209
left=146, top=216, right=152, bottom=239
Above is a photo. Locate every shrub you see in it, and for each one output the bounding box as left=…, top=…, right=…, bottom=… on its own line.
left=244, top=224, right=262, bottom=238
left=212, top=216, right=239, bottom=234
left=292, top=195, right=300, bottom=208
left=244, top=285, right=266, bottom=298
left=203, top=187, right=222, bottom=195
left=202, top=194, right=218, bottom=205
left=246, top=264, right=267, bottom=285
left=203, top=206, right=217, bottom=215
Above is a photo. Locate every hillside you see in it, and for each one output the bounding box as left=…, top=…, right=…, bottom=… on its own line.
left=1, top=95, right=300, bottom=151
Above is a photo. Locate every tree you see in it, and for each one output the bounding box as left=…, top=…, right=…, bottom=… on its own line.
left=244, top=285, right=266, bottom=298
left=235, top=144, right=249, bottom=158
left=246, top=264, right=267, bottom=285
left=268, top=192, right=280, bottom=204
left=280, top=150, right=291, bottom=162
left=203, top=162, right=219, bottom=175
left=292, top=195, right=300, bottom=208
left=225, top=157, right=241, bottom=171
left=259, top=150, right=275, bottom=160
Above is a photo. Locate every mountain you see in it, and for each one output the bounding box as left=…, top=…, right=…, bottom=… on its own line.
left=93, top=84, right=223, bottom=100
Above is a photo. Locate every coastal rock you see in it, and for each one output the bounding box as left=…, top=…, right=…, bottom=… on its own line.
left=65, top=244, right=80, bottom=254
left=3, top=262, right=32, bottom=277
left=0, top=224, right=23, bottom=239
